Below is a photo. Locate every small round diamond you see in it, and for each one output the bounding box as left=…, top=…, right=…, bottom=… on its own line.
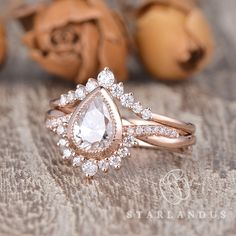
left=154, top=126, right=162, bottom=134
left=135, top=126, right=143, bottom=135
left=86, top=79, right=98, bottom=93
left=127, top=127, right=135, bottom=135
left=62, top=148, right=73, bottom=159
left=45, top=120, right=51, bottom=129
left=82, top=160, right=98, bottom=177
left=141, top=108, right=152, bottom=120
left=75, top=85, right=86, bottom=100
left=59, top=94, right=68, bottom=106
left=61, top=115, right=70, bottom=123
left=97, top=68, right=115, bottom=88
left=170, top=130, right=179, bottom=138
left=67, top=91, right=75, bottom=102
left=117, top=147, right=130, bottom=158
left=158, top=127, right=166, bottom=135
left=164, top=128, right=171, bottom=136
left=160, top=127, right=167, bottom=135
left=56, top=125, right=65, bottom=135
left=123, top=135, right=136, bottom=147
left=120, top=93, right=134, bottom=108
left=132, top=102, right=143, bottom=114
left=166, top=128, right=176, bottom=137
left=110, top=83, right=124, bottom=98
left=98, top=160, right=109, bottom=172
left=109, top=155, right=121, bottom=168
left=144, top=126, right=153, bottom=134
left=150, top=126, right=156, bottom=134
left=57, top=138, right=68, bottom=147
left=72, top=156, right=83, bottom=167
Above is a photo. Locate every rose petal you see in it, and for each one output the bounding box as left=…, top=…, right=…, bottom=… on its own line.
left=23, top=31, right=37, bottom=48
left=185, top=9, right=214, bottom=68
left=35, top=31, right=53, bottom=52
left=167, top=0, right=195, bottom=11
left=98, top=37, right=128, bottom=81
left=34, top=0, right=102, bottom=33
left=32, top=0, right=103, bottom=52
left=73, top=25, right=83, bottom=54
left=31, top=49, right=80, bottom=80
left=87, top=0, right=124, bottom=40
left=75, top=23, right=99, bottom=84
left=13, top=3, right=46, bottom=31
left=0, top=22, right=6, bottom=65
left=135, top=4, right=193, bottom=79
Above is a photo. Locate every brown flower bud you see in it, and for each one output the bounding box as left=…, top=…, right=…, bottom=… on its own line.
left=134, top=0, right=214, bottom=80
left=0, top=22, right=6, bottom=66
left=16, top=0, right=128, bottom=83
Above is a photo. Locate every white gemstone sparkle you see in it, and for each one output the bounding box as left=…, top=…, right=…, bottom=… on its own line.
left=57, top=138, right=68, bottom=147
left=127, top=127, right=135, bottom=135
left=72, top=156, right=83, bottom=167
left=62, top=148, right=73, bottom=159
left=98, top=159, right=109, bottom=171
left=46, top=114, right=71, bottom=130
left=75, top=85, right=86, bottom=100
left=67, top=91, right=75, bottom=102
left=141, top=108, right=152, bottom=120
left=97, top=68, right=115, bottom=88
left=120, top=93, right=134, bottom=108
left=125, top=125, right=179, bottom=138
left=82, top=160, right=98, bottom=176
left=144, top=126, right=153, bottom=133
left=56, top=125, right=65, bottom=135
left=123, top=135, right=136, bottom=147
left=86, top=79, right=98, bottom=93
left=132, top=102, right=143, bottom=114
left=72, top=93, right=115, bottom=151
left=109, top=155, right=121, bottom=168
left=135, top=126, right=143, bottom=135
left=117, top=147, right=130, bottom=158
left=110, top=83, right=124, bottom=98
left=59, top=94, right=68, bottom=106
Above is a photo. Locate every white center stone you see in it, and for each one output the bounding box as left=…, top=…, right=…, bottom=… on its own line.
left=72, top=93, right=114, bottom=151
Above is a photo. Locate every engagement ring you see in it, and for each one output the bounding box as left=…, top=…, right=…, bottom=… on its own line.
left=46, top=68, right=196, bottom=177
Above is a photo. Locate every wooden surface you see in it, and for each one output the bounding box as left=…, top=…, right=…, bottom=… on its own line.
left=0, top=0, right=236, bottom=236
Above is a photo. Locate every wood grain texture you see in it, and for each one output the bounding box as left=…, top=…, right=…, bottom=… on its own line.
left=0, top=0, right=236, bottom=236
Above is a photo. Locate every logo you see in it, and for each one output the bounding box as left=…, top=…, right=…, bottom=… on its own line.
left=159, top=169, right=190, bottom=205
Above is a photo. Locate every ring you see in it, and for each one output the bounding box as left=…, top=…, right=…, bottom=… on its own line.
left=45, top=67, right=196, bottom=177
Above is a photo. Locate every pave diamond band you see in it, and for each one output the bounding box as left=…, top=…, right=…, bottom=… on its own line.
left=46, top=68, right=196, bottom=177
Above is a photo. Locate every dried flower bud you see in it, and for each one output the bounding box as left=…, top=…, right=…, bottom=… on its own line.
left=15, top=0, right=128, bottom=83
left=134, top=0, right=214, bottom=80
left=0, top=22, right=6, bottom=66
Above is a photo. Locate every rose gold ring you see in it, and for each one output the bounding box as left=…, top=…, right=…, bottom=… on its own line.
left=45, top=68, right=196, bottom=177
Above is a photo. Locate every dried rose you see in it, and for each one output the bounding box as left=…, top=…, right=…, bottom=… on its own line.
left=16, top=0, right=128, bottom=83
left=134, top=0, right=214, bottom=80
left=0, top=21, right=6, bottom=66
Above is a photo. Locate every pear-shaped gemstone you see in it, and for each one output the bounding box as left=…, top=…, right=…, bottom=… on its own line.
left=70, top=89, right=120, bottom=152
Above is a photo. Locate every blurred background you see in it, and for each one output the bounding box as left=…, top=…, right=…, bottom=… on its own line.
left=0, top=0, right=235, bottom=85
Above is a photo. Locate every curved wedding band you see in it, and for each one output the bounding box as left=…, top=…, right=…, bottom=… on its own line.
left=45, top=68, right=196, bottom=177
